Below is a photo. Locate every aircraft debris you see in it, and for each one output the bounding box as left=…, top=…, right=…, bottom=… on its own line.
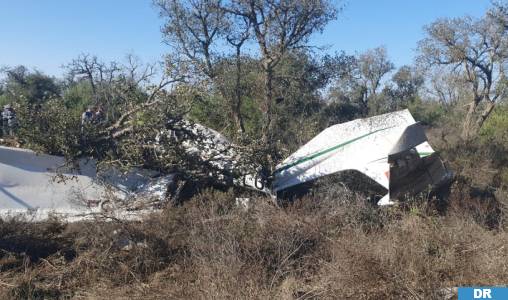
left=273, top=109, right=453, bottom=205
left=0, top=110, right=452, bottom=221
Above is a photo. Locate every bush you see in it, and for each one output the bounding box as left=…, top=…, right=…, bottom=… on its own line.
left=1, top=187, right=507, bottom=299
left=407, top=98, right=446, bottom=126
left=480, top=104, right=508, bottom=145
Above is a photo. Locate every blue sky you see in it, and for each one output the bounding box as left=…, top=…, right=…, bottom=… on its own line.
left=0, top=0, right=492, bottom=77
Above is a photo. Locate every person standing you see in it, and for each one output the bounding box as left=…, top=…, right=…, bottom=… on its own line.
left=94, top=106, right=104, bottom=124
left=1, top=104, right=17, bottom=136
left=81, top=106, right=94, bottom=133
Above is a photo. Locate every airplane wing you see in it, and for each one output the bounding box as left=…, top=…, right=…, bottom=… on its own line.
left=272, top=110, right=445, bottom=204
left=0, top=146, right=107, bottom=217
left=0, top=146, right=160, bottom=220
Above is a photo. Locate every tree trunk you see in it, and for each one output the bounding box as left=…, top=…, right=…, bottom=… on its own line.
left=262, top=63, right=274, bottom=143
left=462, top=95, right=496, bottom=140
left=233, top=47, right=245, bottom=133
left=476, top=101, right=496, bottom=130
left=461, top=100, right=478, bottom=140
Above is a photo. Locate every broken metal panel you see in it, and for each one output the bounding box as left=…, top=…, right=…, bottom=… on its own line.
left=0, top=146, right=163, bottom=219
left=388, top=152, right=452, bottom=199
left=0, top=146, right=107, bottom=211
left=387, top=122, right=452, bottom=200
left=389, top=122, right=428, bottom=155
left=273, top=109, right=428, bottom=193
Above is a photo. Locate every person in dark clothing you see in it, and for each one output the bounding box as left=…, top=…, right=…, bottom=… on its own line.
left=1, top=104, right=17, bottom=136
left=93, top=106, right=104, bottom=124
left=81, top=107, right=94, bottom=133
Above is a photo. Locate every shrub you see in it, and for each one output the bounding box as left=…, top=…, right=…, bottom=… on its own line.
left=480, top=104, right=508, bottom=145
left=1, top=188, right=508, bottom=299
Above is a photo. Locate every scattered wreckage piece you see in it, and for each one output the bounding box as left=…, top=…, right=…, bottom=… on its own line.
left=155, top=118, right=270, bottom=193
left=0, top=145, right=169, bottom=221
left=272, top=110, right=453, bottom=205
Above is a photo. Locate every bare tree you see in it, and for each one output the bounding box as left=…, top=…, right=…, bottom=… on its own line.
left=155, top=0, right=225, bottom=80
left=224, top=14, right=251, bottom=133
left=490, top=1, right=508, bottom=30
left=64, top=54, right=120, bottom=98
left=417, top=9, right=508, bottom=138
left=156, top=0, right=251, bottom=133
left=425, top=67, right=468, bottom=109
left=65, top=54, right=171, bottom=122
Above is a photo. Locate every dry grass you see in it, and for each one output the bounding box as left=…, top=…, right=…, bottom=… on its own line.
left=0, top=185, right=507, bottom=300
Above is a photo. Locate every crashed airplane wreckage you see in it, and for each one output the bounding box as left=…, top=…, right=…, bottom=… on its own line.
left=272, top=109, right=453, bottom=205
left=0, top=109, right=452, bottom=220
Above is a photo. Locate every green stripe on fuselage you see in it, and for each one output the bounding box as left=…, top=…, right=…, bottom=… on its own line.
left=274, top=126, right=394, bottom=175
